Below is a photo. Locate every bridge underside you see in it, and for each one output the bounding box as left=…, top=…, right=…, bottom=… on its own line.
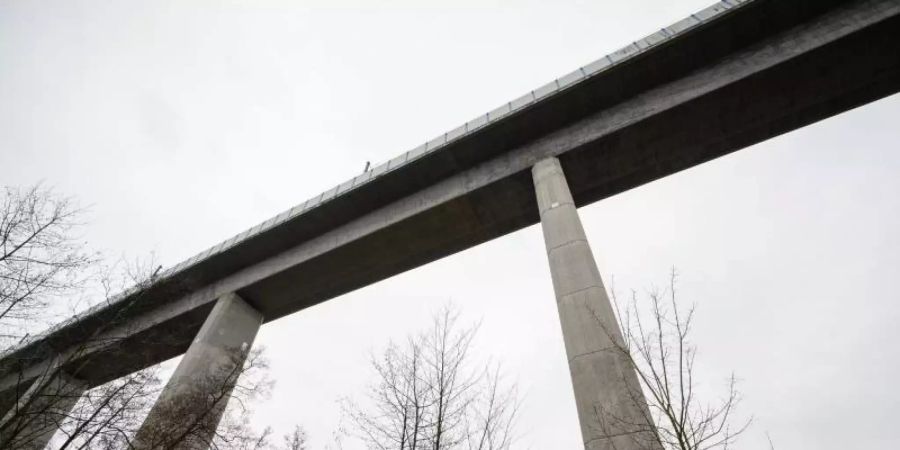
left=1, top=0, right=899, bottom=405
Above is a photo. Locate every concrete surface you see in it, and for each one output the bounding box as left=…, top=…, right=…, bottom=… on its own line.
left=0, top=0, right=898, bottom=404
left=133, top=293, right=263, bottom=449
left=533, top=157, right=660, bottom=450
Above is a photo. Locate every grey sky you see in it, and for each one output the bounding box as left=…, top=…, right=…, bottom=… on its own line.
left=2, top=0, right=900, bottom=448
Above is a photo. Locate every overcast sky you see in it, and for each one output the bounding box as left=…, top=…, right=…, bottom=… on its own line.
left=3, top=1, right=900, bottom=449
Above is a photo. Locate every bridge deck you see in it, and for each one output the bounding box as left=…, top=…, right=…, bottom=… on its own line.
left=1, top=0, right=898, bottom=398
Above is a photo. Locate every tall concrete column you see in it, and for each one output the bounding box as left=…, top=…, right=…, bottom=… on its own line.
left=134, top=292, right=263, bottom=450
left=0, top=370, right=87, bottom=449
left=532, top=157, right=659, bottom=450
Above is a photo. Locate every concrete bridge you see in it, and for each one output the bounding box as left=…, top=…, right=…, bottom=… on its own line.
left=2, top=0, right=899, bottom=448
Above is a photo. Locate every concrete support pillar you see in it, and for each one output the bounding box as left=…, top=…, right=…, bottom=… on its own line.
left=0, top=370, right=87, bottom=449
left=133, top=292, right=263, bottom=450
left=532, top=157, right=659, bottom=450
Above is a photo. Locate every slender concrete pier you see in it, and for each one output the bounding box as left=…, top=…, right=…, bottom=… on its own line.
left=133, top=292, right=263, bottom=449
left=532, top=157, right=658, bottom=450
left=0, top=370, right=87, bottom=449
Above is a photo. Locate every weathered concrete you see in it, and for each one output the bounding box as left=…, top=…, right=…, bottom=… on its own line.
left=533, top=157, right=659, bottom=450
left=133, top=293, right=262, bottom=450
left=0, top=0, right=899, bottom=400
left=0, top=370, right=87, bottom=449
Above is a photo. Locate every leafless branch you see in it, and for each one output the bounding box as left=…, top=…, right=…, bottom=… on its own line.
left=343, top=305, right=519, bottom=450
left=593, top=269, right=751, bottom=450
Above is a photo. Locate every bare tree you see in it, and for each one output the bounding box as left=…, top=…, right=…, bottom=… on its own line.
left=0, top=184, right=95, bottom=347
left=344, top=306, right=519, bottom=450
left=44, top=346, right=274, bottom=450
left=461, top=368, right=517, bottom=450
left=128, top=347, right=273, bottom=450
left=55, top=367, right=163, bottom=450
left=0, top=184, right=282, bottom=450
left=0, top=253, right=178, bottom=450
left=592, top=270, right=751, bottom=450
left=281, top=425, right=309, bottom=450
